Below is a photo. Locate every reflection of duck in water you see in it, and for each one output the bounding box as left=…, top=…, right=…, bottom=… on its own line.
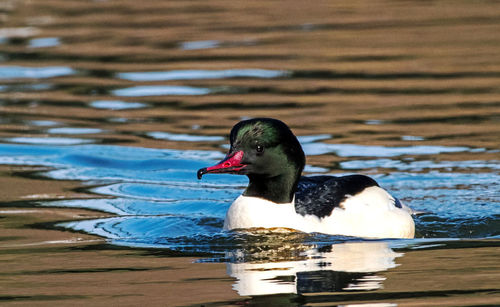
left=198, top=118, right=415, bottom=239
left=226, top=241, right=401, bottom=296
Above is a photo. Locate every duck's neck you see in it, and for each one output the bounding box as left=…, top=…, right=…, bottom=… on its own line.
left=244, top=171, right=300, bottom=204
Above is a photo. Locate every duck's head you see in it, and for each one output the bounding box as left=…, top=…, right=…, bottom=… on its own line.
left=197, top=118, right=305, bottom=203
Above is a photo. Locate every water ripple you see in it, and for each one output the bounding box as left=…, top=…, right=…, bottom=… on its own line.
left=112, top=85, right=212, bottom=97
left=303, top=143, right=475, bottom=157
left=117, top=69, right=287, bottom=81
left=0, top=65, right=75, bottom=79
left=0, top=142, right=497, bottom=252
left=90, top=100, right=148, bottom=110
left=2, top=137, right=95, bottom=145
left=179, top=40, right=220, bottom=50
left=145, top=131, right=224, bottom=142
left=341, top=158, right=500, bottom=171
left=28, top=37, right=61, bottom=48
left=47, top=127, right=104, bottom=135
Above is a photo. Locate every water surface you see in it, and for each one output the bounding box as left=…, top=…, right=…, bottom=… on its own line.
left=0, top=0, right=499, bottom=305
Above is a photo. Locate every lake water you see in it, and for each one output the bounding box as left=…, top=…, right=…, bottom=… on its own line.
left=1, top=0, right=499, bottom=306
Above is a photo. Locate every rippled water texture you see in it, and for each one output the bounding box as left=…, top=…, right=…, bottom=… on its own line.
left=0, top=0, right=499, bottom=305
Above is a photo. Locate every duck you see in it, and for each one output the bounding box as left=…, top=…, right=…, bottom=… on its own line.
left=197, top=118, right=415, bottom=239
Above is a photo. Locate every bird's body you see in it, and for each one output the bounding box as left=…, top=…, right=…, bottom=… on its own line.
left=198, top=118, right=415, bottom=239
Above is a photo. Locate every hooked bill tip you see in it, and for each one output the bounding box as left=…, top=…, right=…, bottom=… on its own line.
left=197, top=168, right=206, bottom=180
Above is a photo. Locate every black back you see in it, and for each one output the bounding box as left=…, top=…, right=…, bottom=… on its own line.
left=295, top=174, right=379, bottom=218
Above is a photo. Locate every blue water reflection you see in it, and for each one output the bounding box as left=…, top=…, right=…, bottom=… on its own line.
left=28, top=37, right=61, bottom=48
left=0, top=65, right=75, bottom=79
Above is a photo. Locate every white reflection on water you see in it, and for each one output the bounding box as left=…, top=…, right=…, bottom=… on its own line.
left=90, top=100, right=148, bottom=110
left=227, top=241, right=401, bottom=296
left=179, top=40, right=220, bottom=50
left=47, top=127, right=104, bottom=135
left=27, top=120, right=61, bottom=127
left=112, top=85, right=211, bottom=97
left=401, top=135, right=425, bottom=141
left=117, top=69, right=287, bottom=81
left=364, top=119, right=385, bottom=125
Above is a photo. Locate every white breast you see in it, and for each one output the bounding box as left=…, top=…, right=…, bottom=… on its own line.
left=223, top=195, right=299, bottom=231
left=223, top=186, right=415, bottom=239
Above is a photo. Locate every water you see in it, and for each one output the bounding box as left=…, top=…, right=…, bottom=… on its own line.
left=1, top=0, right=499, bottom=305
left=0, top=142, right=498, bottom=247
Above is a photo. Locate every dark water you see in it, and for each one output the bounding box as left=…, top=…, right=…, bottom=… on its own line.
left=1, top=0, right=500, bottom=305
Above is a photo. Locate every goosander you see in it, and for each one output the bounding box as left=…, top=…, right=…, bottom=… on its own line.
left=197, top=118, right=415, bottom=239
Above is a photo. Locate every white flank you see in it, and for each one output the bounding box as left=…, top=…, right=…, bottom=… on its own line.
left=223, top=186, right=415, bottom=239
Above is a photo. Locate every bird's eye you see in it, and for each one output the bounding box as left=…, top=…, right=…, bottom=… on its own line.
left=256, top=145, right=264, bottom=153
